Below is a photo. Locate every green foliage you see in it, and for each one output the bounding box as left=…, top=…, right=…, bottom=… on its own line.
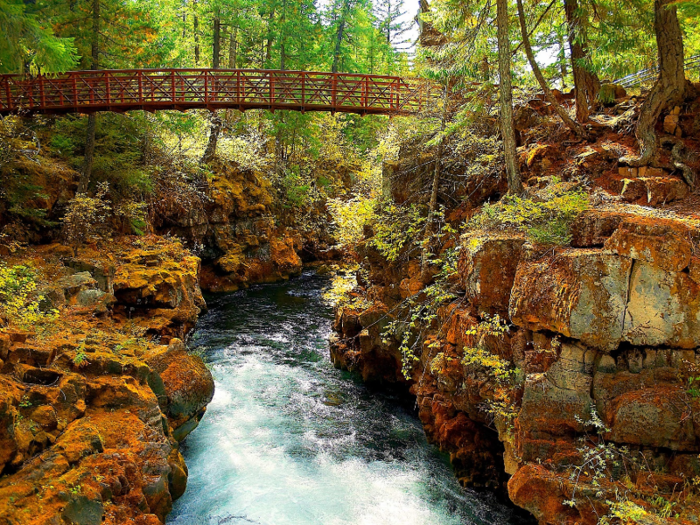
left=115, top=201, right=149, bottom=236
left=49, top=134, right=75, bottom=158
left=469, top=180, right=589, bottom=245
left=72, top=342, right=89, bottom=368
left=370, top=203, right=426, bottom=262
left=0, top=264, right=58, bottom=333
left=322, top=266, right=374, bottom=312
left=53, top=114, right=154, bottom=199
left=281, top=170, right=311, bottom=209
left=383, top=276, right=458, bottom=379
left=327, top=196, right=378, bottom=248
left=379, top=217, right=460, bottom=379
left=61, top=182, right=113, bottom=245
left=0, top=0, right=77, bottom=74
left=687, top=376, right=700, bottom=398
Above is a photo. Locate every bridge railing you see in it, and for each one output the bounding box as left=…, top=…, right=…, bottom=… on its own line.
left=0, top=69, right=438, bottom=116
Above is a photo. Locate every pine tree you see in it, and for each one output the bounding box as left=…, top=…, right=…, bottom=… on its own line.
left=495, top=0, right=522, bottom=194
left=0, top=0, right=77, bottom=74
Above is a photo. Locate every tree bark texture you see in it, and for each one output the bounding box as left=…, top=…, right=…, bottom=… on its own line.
left=622, top=0, right=687, bottom=167
left=202, top=10, right=222, bottom=165
left=496, top=0, right=523, bottom=195
left=79, top=0, right=100, bottom=194
left=563, top=0, right=599, bottom=122
left=421, top=87, right=448, bottom=279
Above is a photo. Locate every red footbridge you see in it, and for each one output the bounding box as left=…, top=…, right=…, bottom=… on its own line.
left=0, top=68, right=436, bottom=116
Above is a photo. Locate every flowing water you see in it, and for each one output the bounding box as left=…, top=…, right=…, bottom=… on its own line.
left=168, top=271, right=530, bottom=525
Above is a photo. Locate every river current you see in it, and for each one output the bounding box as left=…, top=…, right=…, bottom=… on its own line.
left=168, top=271, right=529, bottom=525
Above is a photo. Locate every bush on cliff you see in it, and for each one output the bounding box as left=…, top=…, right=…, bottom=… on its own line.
left=0, top=264, right=58, bottom=333
left=469, top=179, right=589, bottom=245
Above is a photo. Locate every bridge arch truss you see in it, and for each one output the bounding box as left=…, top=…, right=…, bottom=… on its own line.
left=0, top=69, right=436, bottom=116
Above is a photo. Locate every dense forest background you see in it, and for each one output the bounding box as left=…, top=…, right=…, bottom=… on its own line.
left=2, top=0, right=698, bottom=226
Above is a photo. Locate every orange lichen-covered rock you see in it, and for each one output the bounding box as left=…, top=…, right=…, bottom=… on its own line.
left=604, top=216, right=694, bottom=272
left=517, top=344, right=594, bottom=449
left=622, top=261, right=700, bottom=348
left=508, top=464, right=583, bottom=525
left=113, top=247, right=205, bottom=337
left=691, top=257, right=700, bottom=284
left=459, top=234, right=526, bottom=316
left=570, top=209, right=632, bottom=247
left=509, top=250, right=631, bottom=351
left=145, top=339, right=214, bottom=442
left=606, top=385, right=696, bottom=450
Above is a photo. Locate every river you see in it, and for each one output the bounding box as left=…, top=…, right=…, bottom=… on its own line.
left=167, top=270, right=530, bottom=525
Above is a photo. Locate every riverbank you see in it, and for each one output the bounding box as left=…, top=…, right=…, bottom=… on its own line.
left=168, top=271, right=530, bottom=525
left=330, top=90, right=700, bottom=524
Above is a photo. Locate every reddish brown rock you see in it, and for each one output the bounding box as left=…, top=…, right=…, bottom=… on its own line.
left=622, top=261, right=700, bottom=348
left=145, top=339, right=214, bottom=442
left=508, top=464, right=585, bottom=525
left=459, top=234, right=526, bottom=316
left=604, top=216, right=694, bottom=272
left=509, top=250, right=631, bottom=351
left=570, top=209, right=632, bottom=247
left=690, top=257, right=700, bottom=284
left=609, top=173, right=689, bottom=206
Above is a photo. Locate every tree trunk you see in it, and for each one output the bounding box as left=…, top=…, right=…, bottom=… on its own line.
left=265, top=9, right=275, bottom=67
left=516, top=0, right=586, bottom=137
left=558, top=32, right=568, bottom=89
left=201, top=114, right=222, bottom=164
left=194, top=0, right=200, bottom=66
left=228, top=27, right=238, bottom=68
left=421, top=87, right=448, bottom=280
left=496, top=0, right=523, bottom=195
left=332, top=20, right=346, bottom=73
left=212, top=14, right=221, bottom=69
left=78, top=0, right=100, bottom=194
left=227, top=27, right=239, bottom=124
left=280, top=0, right=288, bottom=70
left=564, top=0, right=599, bottom=122
left=201, top=10, right=222, bottom=165
left=622, top=0, right=687, bottom=167
left=332, top=0, right=351, bottom=73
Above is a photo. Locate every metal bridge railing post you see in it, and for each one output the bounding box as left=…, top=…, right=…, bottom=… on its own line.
left=138, top=71, right=143, bottom=105
left=4, top=77, right=12, bottom=111
left=332, top=73, right=337, bottom=111
left=72, top=74, right=78, bottom=108
left=39, top=75, right=45, bottom=108
left=363, top=76, right=368, bottom=111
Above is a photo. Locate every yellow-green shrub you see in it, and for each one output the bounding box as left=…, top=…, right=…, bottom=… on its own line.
left=0, top=265, right=58, bottom=333
left=469, top=180, right=589, bottom=245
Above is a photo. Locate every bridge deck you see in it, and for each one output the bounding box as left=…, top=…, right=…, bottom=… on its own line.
left=0, top=69, right=435, bottom=116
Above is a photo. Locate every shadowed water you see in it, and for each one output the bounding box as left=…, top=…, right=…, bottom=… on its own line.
left=168, top=271, right=529, bottom=525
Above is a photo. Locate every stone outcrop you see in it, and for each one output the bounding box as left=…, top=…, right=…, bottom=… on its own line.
left=332, top=208, right=700, bottom=524
left=0, top=237, right=214, bottom=524
left=151, top=160, right=337, bottom=292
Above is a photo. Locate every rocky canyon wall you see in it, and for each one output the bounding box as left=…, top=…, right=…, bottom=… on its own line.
left=333, top=205, right=700, bottom=525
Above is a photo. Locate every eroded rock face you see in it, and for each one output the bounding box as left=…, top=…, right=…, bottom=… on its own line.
left=510, top=250, right=632, bottom=351
left=151, top=160, right=330, bottom=292
left=459, top=234, right=526, bottom=317
left=0, top=239, right=214, bottom=524
left=145, top=339, right=214, bottom=442
left=332, top=208, right=700, bottom=524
